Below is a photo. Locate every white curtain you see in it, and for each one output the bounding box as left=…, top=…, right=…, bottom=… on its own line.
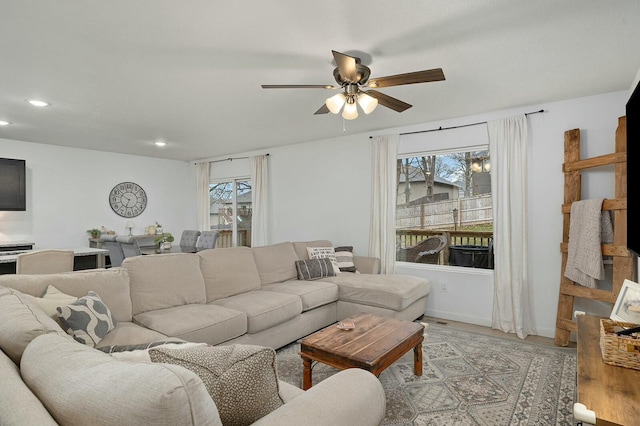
left=369, top=135, right=399, bottom=274
left=487, top=115, right=536, bottom=339
left=195, top=162, right=211, bottom=232
left=250, top=155, right=269, bottom=247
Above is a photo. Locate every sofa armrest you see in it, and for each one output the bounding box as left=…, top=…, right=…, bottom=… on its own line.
left=253, top=368, right=385, bottom=426
left=353, top=256, right=381, bottom=274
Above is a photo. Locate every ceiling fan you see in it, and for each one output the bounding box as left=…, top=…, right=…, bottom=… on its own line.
left=261, top=50, right=445, bottom=120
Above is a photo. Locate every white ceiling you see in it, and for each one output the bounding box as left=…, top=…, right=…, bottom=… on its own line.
left=1, top=1, right=639, bottom=162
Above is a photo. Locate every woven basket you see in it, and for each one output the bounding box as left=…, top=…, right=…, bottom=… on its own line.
left=599, top=319, right=640, bottom=370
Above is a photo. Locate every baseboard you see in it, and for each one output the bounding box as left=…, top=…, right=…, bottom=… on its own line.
left=425, top=308, right=492, bottom=327
left=425, top=308, right=559, bottom=339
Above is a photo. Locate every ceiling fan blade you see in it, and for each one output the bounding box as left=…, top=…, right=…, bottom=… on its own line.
left=364, top=90, right=412, bottom=112
left=367, top=68, right=445, bottom=88
left=332, top=50, right=358, bottom=83
left=314, top=104, right=330, bottom=115
left=261, top=84, right=335, bottom=89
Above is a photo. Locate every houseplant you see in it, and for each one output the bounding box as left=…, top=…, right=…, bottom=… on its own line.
left=154, top=232, right=174, bottom=250
left=86, top=228, right=101, bottom=239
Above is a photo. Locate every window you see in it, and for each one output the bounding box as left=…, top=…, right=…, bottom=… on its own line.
left=209, top=178, right=252, bottom=247
left=395, top=148, right=493, bottom=269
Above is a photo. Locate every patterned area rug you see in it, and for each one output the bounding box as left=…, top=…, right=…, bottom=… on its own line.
left=275, top=323, right=576, bottom=425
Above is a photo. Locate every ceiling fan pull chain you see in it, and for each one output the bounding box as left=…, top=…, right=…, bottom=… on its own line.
left=343, top=117, right=347, bottom=133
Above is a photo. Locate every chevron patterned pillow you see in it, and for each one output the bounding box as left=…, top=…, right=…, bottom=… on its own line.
left=57, top=291, right=117, bottom=347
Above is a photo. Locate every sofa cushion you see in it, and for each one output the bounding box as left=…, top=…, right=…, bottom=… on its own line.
left=295, top=258, right=336, bottom=280
left=134, top=304, right=247, bottom=345
left=213, top=291, right=302, bottom=334
left=252, top=242, right=300, bottom=285
left=123, top=253, right=207, bottom=315
left=21, top=333, right=222, bottom=426
left=23, top=285, right=78, bottom=319
left=57, top=291, right=117, bottom=347
left=198, top=247, right=261, bottom=302
left=150, top=344, right=284, bottom=426
left=334, top=246, right=358, bottom=273
left=292, top=240, right=333, bottom=260
left=0, top=348, right=58, bottom=425
left=262, top=280, right=339, bottom=312
left=323, top=273, right=431, bottom=311
left=96, top=322, right=172, bottom=349
left=0, top=286, right=67, bottom=364
left=0, top=268, right=133, bottom=322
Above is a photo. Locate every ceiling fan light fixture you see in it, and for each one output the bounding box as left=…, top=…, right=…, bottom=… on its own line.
left=342, top=100, right=358, bottom=120
left=325, top=93, right=346, bottom=114
left=357, top=92, right=378, bottom=114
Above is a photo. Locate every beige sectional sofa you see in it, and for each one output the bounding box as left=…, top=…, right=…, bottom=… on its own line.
left=0, top=240, right=430, bottom=425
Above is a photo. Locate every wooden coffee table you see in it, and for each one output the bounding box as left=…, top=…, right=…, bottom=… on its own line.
left=299, top=312, right=425, bottom=389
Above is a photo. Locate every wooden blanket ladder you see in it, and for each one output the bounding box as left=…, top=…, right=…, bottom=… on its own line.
left=554, top=116, right=635, bottom=346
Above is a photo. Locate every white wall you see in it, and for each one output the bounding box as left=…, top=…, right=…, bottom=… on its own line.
left=2, top=89, right=632, bottom=339
left=0, top=139, right=196, bottom=249
left=213, top=90, right=631, bottom=338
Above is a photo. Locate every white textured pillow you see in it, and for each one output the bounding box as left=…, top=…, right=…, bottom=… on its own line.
left=24, top=285, right=78, bottom=319
left=306, top=247, right=341, bottom=274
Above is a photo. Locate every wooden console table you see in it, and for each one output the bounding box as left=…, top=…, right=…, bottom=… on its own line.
left=576, top=315, right=640, bottom=425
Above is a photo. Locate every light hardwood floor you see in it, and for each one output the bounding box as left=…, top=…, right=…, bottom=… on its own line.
left=422, top=316, right=577, bottom=348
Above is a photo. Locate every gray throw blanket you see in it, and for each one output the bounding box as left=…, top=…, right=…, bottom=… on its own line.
left=564, top=198, right=613, bottom=288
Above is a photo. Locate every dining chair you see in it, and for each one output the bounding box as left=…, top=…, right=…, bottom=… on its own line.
left=15, top=249, right=75, bottom=274
left=100, top=235, right=126, bottom=267
left=117, top=235, right=142, bottom=258
left=179, top=230, right=201, bottom=247
left=196, top=231, right=220, bottom=251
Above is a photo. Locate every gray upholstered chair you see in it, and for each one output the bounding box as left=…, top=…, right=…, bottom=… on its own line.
left=15, top=249, right=75, bottom=274
left=196, top=231, right=220, bottom=251
left=116, top=235, right=142, bottom=258
left=179, top=230, right=201, bottom=247
left=100, top=235, right=125, bottom=267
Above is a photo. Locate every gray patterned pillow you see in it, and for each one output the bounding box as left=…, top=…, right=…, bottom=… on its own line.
left=149, top=344, right=284, bottom=425
left=334, top=246, right=358, bottom=272
left=56, top=291, right=117, bottom=347
left=295, top=258, right=336, bottom=280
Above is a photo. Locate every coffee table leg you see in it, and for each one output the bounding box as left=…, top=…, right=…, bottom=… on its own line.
left=413, top=343, right=423, bottom=376
left=302, top=357, right=312, bottom=390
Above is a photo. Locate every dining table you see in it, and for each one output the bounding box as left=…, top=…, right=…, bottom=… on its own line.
left=140, top=245, right=198, bottom=255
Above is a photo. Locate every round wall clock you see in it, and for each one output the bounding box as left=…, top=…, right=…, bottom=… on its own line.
left=109, top=182, right=147, bottom=218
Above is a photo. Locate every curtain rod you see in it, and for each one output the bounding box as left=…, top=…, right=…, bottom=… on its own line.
left=368, top=109, right=545, bottom=138
left=194, top=153, right=269, bottom=165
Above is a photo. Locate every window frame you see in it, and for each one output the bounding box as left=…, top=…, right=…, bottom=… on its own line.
left=395, top=144, right=494, bottom=271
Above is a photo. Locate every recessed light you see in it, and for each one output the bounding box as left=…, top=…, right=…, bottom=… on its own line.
left=155, top=141, right=167, bottom=147
left=0, top=120, right=10, bottom=126
left=27, top=99, right=50, bottom=107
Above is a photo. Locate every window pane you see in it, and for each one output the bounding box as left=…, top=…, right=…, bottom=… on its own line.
left=209, top=179, right=252, bottom=248
left=236, top=179, right=252, bottom=247
left=396, top=150, right=493, bottom=269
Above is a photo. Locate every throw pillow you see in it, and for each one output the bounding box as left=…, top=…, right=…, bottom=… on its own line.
left=295, top=258, right=336, bottom=280
left=306, top=246, right=341, bottom=274
left=334, top=246, right=358, bottom=273
left=149, top=344, right=284, bottom=426
left=24, top=285, right=78, bottom=320
left=57, top=291, right=117, bottom=347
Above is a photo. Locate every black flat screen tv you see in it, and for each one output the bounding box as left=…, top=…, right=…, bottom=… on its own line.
left=627, top=81, right=639, bottom=256
left=0, top=157, right=26, bottom=211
